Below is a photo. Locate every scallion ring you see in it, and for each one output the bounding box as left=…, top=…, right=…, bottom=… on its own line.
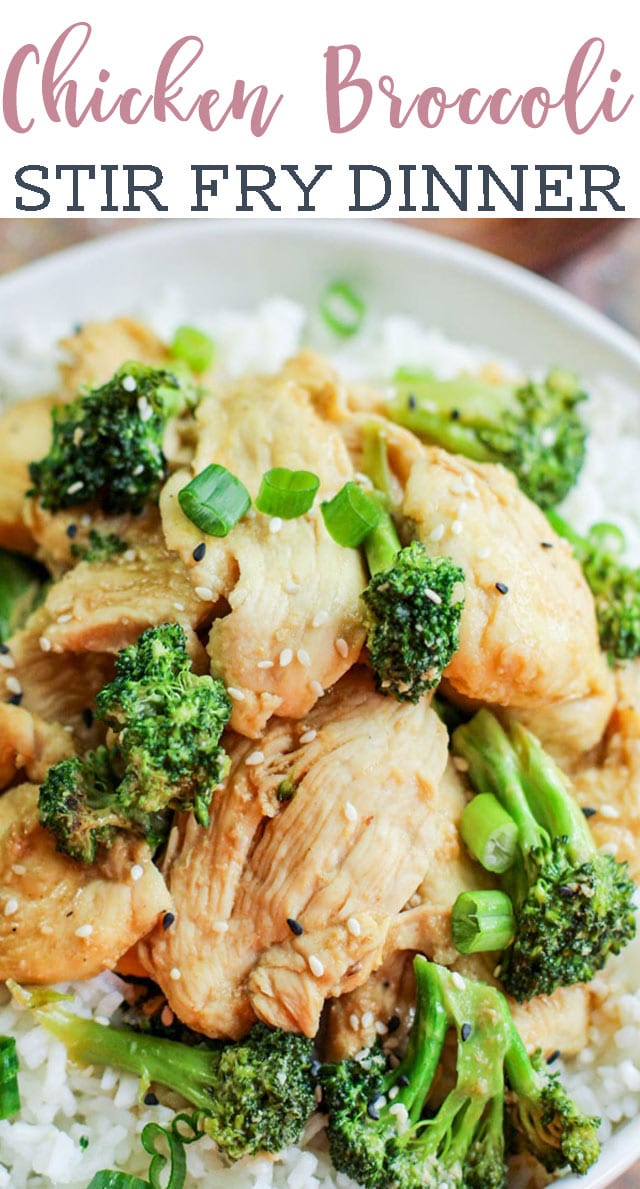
left=256, top=468, right=320, bottom=519
left=0, top=1034, right=19, bottom=1119
left=319, top=281, right=366, bottom=338
left=171, top=325, right=216, bottom=374
left=178, top=465, right=251, bottom=537
left=321, top=482, right=382, bottom=547
left=86, top=1173, right=150, bottom=1189
left=588, top=522, right=626, bottom=556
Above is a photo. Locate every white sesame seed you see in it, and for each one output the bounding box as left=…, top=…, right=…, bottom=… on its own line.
left=424, top=588, right=442, bottom=606
left=389, top=1102, right=410, bottom=1134
left=161, top=1006, right=174, bottom=1027
left=130, top=864, right=144, bottom=882
left=257, top=659, right=274, bottom=669
left=74, top=923, right=93, bottom=938
left=227, top=687, right=246, bottom=701
left=95, top=1015, right=110, bottom=1027
left=375, top=1021, right=388, bottom=1036
left=349, top=1013, right=360, bottom=1030
left=388, top=1084, right=399, bottom=1099
left=57, top=613, right=73, bottom=623
left=173, top=602, right=185, bottom=612
left=362, top=1011, right=374, bottom=1028
left=297, top=648, right=311, bottom=667
left=0, top=654, right=15, bottom=670
left=598, top=804, right=620, bottom=820
left=212, top=921, right=229, bottom=934
left=137, top=396, right=153, bottom=422
left=284, top=580, right=300, bottom=594
left=335, top=637, right=349, bottom=659
left=132, top=465, right=144, bottom=477
left=279, top=648, right=293, bottom=667
left=39, top=636, right=52, bottom=653
left=11, top=864, right=26, bottom=876
left=40, top=924, right=53, bottom=935
left=6, top=676, right=22, bottom=696
left=451, top=520, right=463, bottom=535
left=246, top=750, right=265, bottom=766
left=429, top=523, right=445, bottom=542
left=123, top=549, right=136, bottom=563
left=269, top=517, right=283, bottom=534
left=170, top=967, right=182, bottom=981
left=541, top=427, right=556, bottom=446
left=195, top=586, right=214, bottom=601
left=451, top=971, right=466, bottom=990
left=4, top=898, right=19, bottom=917
left=308, top=954, right=324, bottom=978
left=344, top=801, right=358, bottom=823
left=80, top=514, right=91, bottom=527
left=299, top=729, right=317, bottom=745
left=477, top=546, right=491, bottom=559
left=66, top=480, right=84, bottom=495
left=121, top=374, right=137, bottom=392
left=347, top=917, right=361, bottom=937
left=312, top=610, right=329, bottom=628
left=601, top=841, right=620, bottom=856
left=310, top=680, right=324, bottom=698
left=73, top=427, right=84, bottom=446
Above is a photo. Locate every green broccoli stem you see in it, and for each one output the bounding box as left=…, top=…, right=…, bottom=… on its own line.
left=451, top=890, right=515, bottom=954
left=509, top=720, right=595, bottom=866
left=364, top=509, right=402, bottom=577
left=387, top=376, right=517, bottom=461
left=0, top=549, right=45, bottom=642
left=360, top=423, right=403, bottom=577
left=384, top=954, right=449, bottom=1124
left=503, top=1014, right=543, bottom=1102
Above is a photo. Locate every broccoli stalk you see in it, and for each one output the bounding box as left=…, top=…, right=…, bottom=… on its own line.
left=28, top=362, right=198, bottom=515
left=387, top=368, right=588, bottom=509
left=451, top=710, right=636, bottom=1000
left=38, top=623, right=231, bottom=862
left=360, top=425, right=465, bottom=702
left=321, top=957, right=600, bottom=1188
left=10, top=985, right=316, bottom=1164
left=0, top=549, right=45, bottom=643
left=547, top=511, right=640, bottom=661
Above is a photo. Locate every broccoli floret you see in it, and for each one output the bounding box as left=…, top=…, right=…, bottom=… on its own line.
left=359, top=424, right=465, bottom=702
left=70, top=529, right=127, bottom=562
left=13, top=986, right=316, bottom=1163
left=28, top=362, right=197, bottom=514
left=0, top=548, right=45, bottom=643
left=38, top=623, right=231, bottom=861
left=387, top=368, right=587, bottom=509
left=451, top=710, right=636, bottom=1000
left=320, top=957, right=599, bottom=1188
left=548, top=512, right=640, bottom=661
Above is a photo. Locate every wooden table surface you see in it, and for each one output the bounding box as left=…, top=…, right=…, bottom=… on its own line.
left=0, top=216, right=638, bottom=1187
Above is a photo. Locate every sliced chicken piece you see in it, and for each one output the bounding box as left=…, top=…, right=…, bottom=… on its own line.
left=281, top=350, right=387, bottom=423
left=0, top=703, right=74, bottom=789
left=0, top=783, right=170, bottom=982
left=23, top=501, right=160, bottom=577
left=0, top=395, right=59, bottom=554
left=139, top=669, right=448, bottom=1038
left=501, top=681, right=615, bottom=766
left=58, top=317, right=169, bottom=398
left=160, top=364, right=367, bottom=737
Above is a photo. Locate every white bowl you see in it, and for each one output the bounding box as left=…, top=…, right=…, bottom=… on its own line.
left=0, top=220, right=638, bottom=1188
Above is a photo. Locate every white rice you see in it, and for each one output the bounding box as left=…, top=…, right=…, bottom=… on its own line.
left=1, top=296, right=639, bottom=1187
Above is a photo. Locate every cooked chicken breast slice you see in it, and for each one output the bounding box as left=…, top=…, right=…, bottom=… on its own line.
left=0, top=395, right=58, bottom=554
left=0, top=703, right=74, bottom=789
left=139, top=669, right=448, bottom=1038
left=23, top=502, right=161, bottom=577
left=160, top=365, right=367, bottom=736
left=58, top=317, right=169, bottom=399
left=0, top=783, right=170, bottom=982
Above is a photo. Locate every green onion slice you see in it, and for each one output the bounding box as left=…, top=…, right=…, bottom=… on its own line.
left=0, top=1034, right=19, bottom=1119
left=588, top=521, right=626, bottom=556
left=87, top=1173, right=150, bottom=1189
left=460, top=793, right=519, bottom=874
left=171, top=325, right=216, bottom=374
left=255, top=468, right=320, bottom=519
left=178, top=465, right=251, bottom=537
left=319, top=281, right=366, bottom=338
left=321, top=482, right=382, bottom=547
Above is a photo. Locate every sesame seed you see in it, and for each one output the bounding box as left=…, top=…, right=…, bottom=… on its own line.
left=11, top=864, right=26, bottom=876
left=541, top=427, right=556, bottom=446
left=388, top=1085, right=399, bottom=1100
left=362, top=1011, right=374, bottom=1028
left=344, top=801, right=358, bottom=823
left=349, top=1013, right=360, bottom=1030
left=0, top=654, right=15, bottom=670
left=137, top=396, right=153, bottom=422
left=546, top=1049, right=561, bottom=1065
left=8, top=693, right=23, bottom=706
left=4, top=898, right=19, bottom=917
left=284, top=580, right=300, bottom=594
left=308, top=954, right=324, bottom=978
left=451, top=971, right=465, bottom=990
left=335, top=637, right=349, bottom=659
left=297, top=648, right=311, bottom=667
left=212, top=921, right=229, bottom=933
left=161, top=1006, right=174, bottom=1027
left=80, top=514, right=92, bottom=527
left=6, top=676, right=22, bottom=696
left=387, top=1014, right=401, bottom=1034
left=121, top=374, right=137, bottom=392
left=162, top=912, right=175, bottom=930
left=375, top=1021, right=388, bottom=1036
left=192, top=542, right=207, bottom=562
left=601, top=841, right=620, bottom=856
left=66, top=523, right=78, bottom=539
left=39, top=636, right=52, bottom=652
left=173, top=601, right=185, bottom=612
left=541, top=540, right=554, bottom=549
left=269, top=517, right=283, bottom=534
left=57, top=613, right=73, bottom=624
left=123, top=549, right=136, bottom=563
left=347, top=917, right=361, bottom=937
left=424, top=588, right=442, bottom=606
left=299, top=729, right=317, bottom=744
left=246, top=750, right=264, bottom=766
left=477, top=546, right=491, bottom=559
left=227, top=686, right=246, bottom=701
left=257, top=659, right=274, bottom=669
left=461, top=1023, right=472, bottom=1042
left=451, top=520, right=463, bottom=535
left=144, top=1091, right=159, bottom=1106
left=40, top=924, right=53, bottom=935
left=582, top=807, right=597, bottom=819
left=389, top=1103, right=410, bottom=1134
left=495, top=582, right=509, bottom=595
left=310, top=680, right=324, bottom=698
left=170, top=967, right=182, bottom=981
left=81, top=708, right=94, bottom=728
left=74, top=923, right=93, bottom=938
left=73, top=428, right=84, bottom=447
left=131, top=864, right=144, bottom=881
left=132, top=464, right=144, bottom=477
left=598, top=804, right=620, bottom=819
left=429, top=523, right=445, bottom=542
left=66, top=480, right=84, bottom=495
left=312, top=610, right=329, bottom=628
left=279, top=648, right=293, bottom=667
left=195, top=586, right=214, bottom=601
left=287, top=918, right=304, bottom=936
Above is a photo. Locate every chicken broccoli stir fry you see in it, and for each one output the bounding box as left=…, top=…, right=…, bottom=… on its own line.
left=0, top=314, right=637, bottom=1189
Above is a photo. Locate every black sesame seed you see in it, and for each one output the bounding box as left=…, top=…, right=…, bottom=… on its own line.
left=0, top=643, right=9, bottom=654
left=541, top=540, right=554, bottom=549
left=310, top=1058, right=322, bottom=1078
left=461, top=1023, right=472, bottom=1042
left=367, top=1099, right=381, bottom=1120
left=408, top=394, right=417, bottom=410
left=162, top=912, right=176, bottom=931
left=66, top=523, right=78, bottom=539
left=387, top=1014, right=401, bottom=1034
left=546, top=1049, right=561, bottom=1065
left=558, top=885, right=575, bottom=899
left=8, top=693, right=23, bottom=706
left=582, top=807, right=597, bottom=819
left=192, top=542, right=207, bottom=562
left=450, top=408, right=460, bottom=421
left=287, top=917, right=304, bottom=936
left=81, top=707, right=94, bottom=728
left=495, top=582, right=509, bottom=595
left=144, top=1091, right=159, bottom=1106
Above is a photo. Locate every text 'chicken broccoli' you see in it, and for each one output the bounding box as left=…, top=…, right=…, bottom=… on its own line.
left=387, top=368, right=588, bottom=509
left=38, top=623, right=231, bottom=862
left=548, top=512, right=640, bottom=661
left=28, top=362, right=197, bottom=514
left=451, top=710, right=636, bottom=1001
left=320, top=956, right=600, bottom=1188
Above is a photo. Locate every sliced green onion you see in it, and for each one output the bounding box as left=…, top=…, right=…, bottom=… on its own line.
left=319, top=281, right=366, bottom=338
left=451, top=890, right=515, bottom=955
left=588, top=522, right=626, bottom=556
left=393, top=366, right=437, bottom=385
left=86, top=1173, right=150, bottom=1189
left=0, top=1035, right=19, bottom=1118
left=460, top=793, right=519, bottom=874
left=255, top=468, right=320, bottom=519
left=171, top=325, right=216, bottom=374
left=321, top=482, right=382, bottom=547
left=178, top=465, right=251, bottom=537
